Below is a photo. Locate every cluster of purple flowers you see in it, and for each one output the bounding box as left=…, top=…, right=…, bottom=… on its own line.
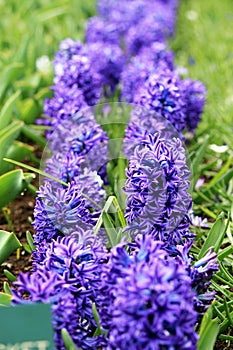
left=11, top=1, right=218, bottom=349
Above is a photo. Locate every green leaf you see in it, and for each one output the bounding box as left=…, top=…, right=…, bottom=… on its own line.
left=94, top=196, right=116, bottom=235
left=61, top=328, right=80, bottom=350
left=218, top=245, right=233, bottom=261
left=0, top=120, right=23, bottom=173
left=198, top=317, right=219, bottom=350
left=3, top=158, right=67, bottom=187
left=3, top=282, right=12, bottom=295
left=37, top=6, right=69, bottom=22
left=198, top=212, right=225, bottom=259
left=102, top=212, right=118, bottom=247
left=94, top=195, right=126, bottom=246
left=0, top=292, right=12, bottom=306
left=1, top=141, right=34, bottom=174
left=0, top=169, right=34, bottom=208
left=3, top=269, right=17, bottom=282
left=191, top=136, right=209, bottom=187
left=0, top=63, right=23, bottom=103
left=112, top=196, right=126, bottom=228
left=21, top=124, right=47, bottom=147
left=198, top=304, right=219, bottom=350
left=34, top=87, right=53, bottom=100
left=224, top=297, right=233, bottom=327
left=17, top=98, right=40, bottom=124
left=202, top=169, right=233, bottom=198
left=26, top=230, right=36, bottom=252
left=207, top=157, right=233, bottom=187
left=0, top=90, right=21, bottom=129
left=0, top=230, right=21, bottom=265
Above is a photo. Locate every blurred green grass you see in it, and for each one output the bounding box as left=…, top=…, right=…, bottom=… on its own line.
left=0, top=0, right=95, bottom=67
left=171, top=0, right=233, bottom=143
left=0, top=0, right=96, bottom=111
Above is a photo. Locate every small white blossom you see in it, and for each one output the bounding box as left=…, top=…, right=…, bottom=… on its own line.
left=36, top=55, right=52, bottom=75
left=209, top=144, right=228, bottom=153
left=186, top=10, right=198, bottom=21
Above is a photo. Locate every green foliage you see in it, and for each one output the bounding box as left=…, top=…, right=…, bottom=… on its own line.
left=0, top=230, right=21, bottom=265
left=61, top=329, right=80, bottom=350
left=0, top=169, right=34, bottom=208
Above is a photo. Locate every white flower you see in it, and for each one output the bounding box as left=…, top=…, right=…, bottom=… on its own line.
left=209, top=144, right=228, bottom=153
left=186, top=10, right=198, bottom=21
left=36, top=55, right=52, bottom=75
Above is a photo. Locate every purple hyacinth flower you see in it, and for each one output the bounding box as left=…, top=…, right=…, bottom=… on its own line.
left=53, top=38, right=101, bottom=106
left=175, top=243, right=219, bottom=315
left=85, top=16, right=120, bottom=45
left=44, top=151, right=84, bottom=184
left=124, top=106, right=180, bottom=157
left=181, top=78, right=206, bottom=133
left=125, top=16, right=165, bottom=56
left=33, top=181, right=95, bottom=244
left=138, top=68, right=186, bottom=133
left=34, top=235, right=107, bottom=294
left=97, top=0, right=152, bottom=33
left=121, top=42, right=174, bottom=103
left=44, top=151, right=106, bottom=210
left=88, top=42, right=125, bottom=95
left=11, top=269, right=106, bottom=350
left=47, top=112, right=108, bottom=178
left=124, top=132, right=192, bottom=246
left=42, top=83, right=87, bottom=132
left=98, top=235, right=198, bottom=349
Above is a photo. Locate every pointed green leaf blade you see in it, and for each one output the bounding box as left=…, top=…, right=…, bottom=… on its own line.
left=0, top=230, right=21, bottom=265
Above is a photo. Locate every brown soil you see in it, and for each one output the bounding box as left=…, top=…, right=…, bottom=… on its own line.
left=0, top=187, right=35, bottom=291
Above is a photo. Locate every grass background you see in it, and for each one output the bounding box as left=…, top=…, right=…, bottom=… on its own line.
left=0, top=0, right=233, bottom=348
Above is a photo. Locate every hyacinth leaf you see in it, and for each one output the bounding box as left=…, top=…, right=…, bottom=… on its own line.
left=0, top=90, right=21, bottom=129
left=1, top=141, right=34, bottom=174
left=3, top=269, right=17, bottom=282
left=224, top=297, right=233, bottom=327
left=0, top=63, right=23, bottom=103
left=198, top=212, right=225, bottom=259
left=3, top=158, right=67, bottom=187
left=218, top=245, right=233, bottom=261
left=0, top=292, right=12, bottom=306
left=61, top=328, right=80, bottom=350
left=94, top=196, right=116, bottom=234
left=191, top=136, right=209, bottom=186
left=0, top=230, right=21, bottom=265
left=92, top=302, right=106, bottom=336
left=94, top=195, right=125, bottom=245
left=34, top=87, right=53, bottom=100
left=3, top=281, right=12, bottom=295
left=102, top=212, right=118, bottom=247
left=26, top=230, right=36, bottom=252
left=220, top=263, right=233, bottom=286
left=112, top=196, right=126, bottom=228
left=0, top=120, right=23, bottom=173
left=22, top=243, right=33, bottom=254
left=207, top=157, right=232, bottom=187
left=17, top=97, right=40, bottom=124
left=0, top=169, right=34, bottom=208
left=202, top=169, right=233, bottom=197
left=37, top=5, right=69, bottom=22
left=198, top=302, right=214, bottom=334
left=198, top=317, right=219, bottom=350
left=21, top=124, right=47, bottom=147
